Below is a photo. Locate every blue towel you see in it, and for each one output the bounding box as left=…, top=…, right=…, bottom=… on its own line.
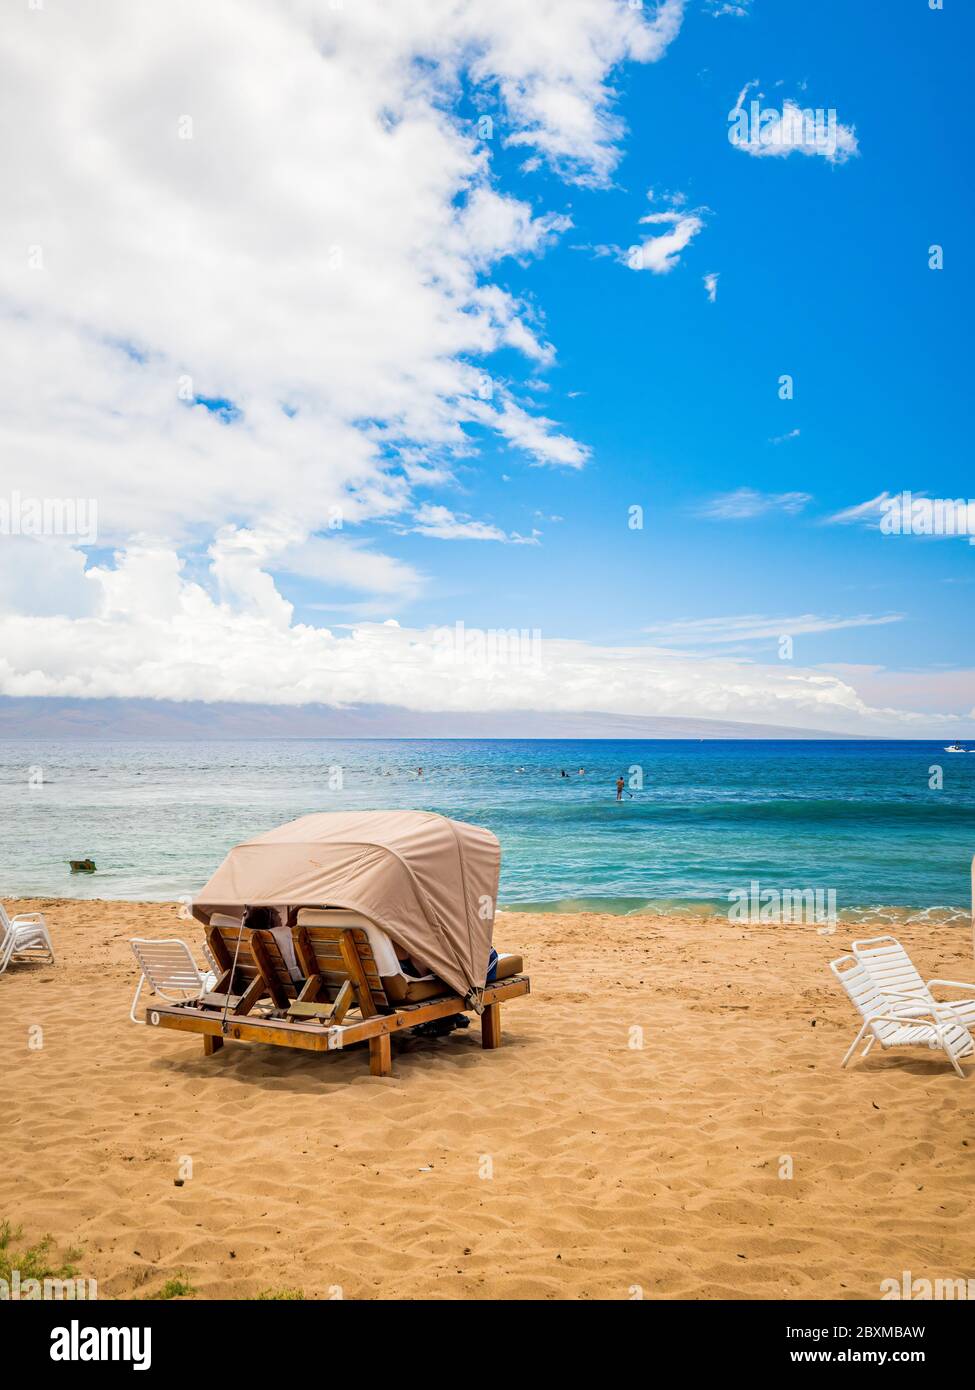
left=485, top=947, right=499, bottom=983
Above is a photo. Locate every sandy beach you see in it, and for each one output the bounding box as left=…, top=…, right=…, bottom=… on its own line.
left=2, top=897, right=975, bottom=1301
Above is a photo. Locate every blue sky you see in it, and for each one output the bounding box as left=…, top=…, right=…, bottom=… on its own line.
left=283, top=0, right=973, bottom=670
left=3, top=0, right=972, bottom=733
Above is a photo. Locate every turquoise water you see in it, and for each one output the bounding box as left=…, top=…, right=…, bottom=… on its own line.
left=0, top=739, right=972, bottom=915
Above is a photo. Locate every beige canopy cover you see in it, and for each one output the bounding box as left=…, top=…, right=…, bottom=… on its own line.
left=192, top=810, right=500, bottom=998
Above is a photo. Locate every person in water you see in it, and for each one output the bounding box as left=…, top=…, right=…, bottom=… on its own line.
left=560, top=769, right=568, bottom=778
left=616, top=776, right=625, bottom=801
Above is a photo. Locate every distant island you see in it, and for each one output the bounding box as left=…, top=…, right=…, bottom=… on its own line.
left=0, top=697, right=868, bottom=740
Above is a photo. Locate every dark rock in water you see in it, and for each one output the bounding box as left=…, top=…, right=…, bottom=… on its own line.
left=69, top=859, right=97, bottom=873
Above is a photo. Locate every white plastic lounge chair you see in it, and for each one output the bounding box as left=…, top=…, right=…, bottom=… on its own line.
left=0, top=904, right=55, bottom=974
left=129, top=938, right=216, bottom=1024
left=851, top=935, right=975, bottom=1027
left=831, top=953, right=973, bottom=1077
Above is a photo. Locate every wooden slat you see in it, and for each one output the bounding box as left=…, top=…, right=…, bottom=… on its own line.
left=250, top=931, right=290, bottom=1009
left=300, top=942, right=382, bottom=973
left=334, top=977, right=530, bottom=1046
left=295, top=973, right=323, bottom=1004
left=301, top=925, right=388, bottom=1009
left=338, top=929, right=378, bottom=1018
left=151, top=1007, right=335, bottom=1052
left=254, top=930, right=298, bottom=989
left=195, top=991, right=244, bottom=1010
left=212, top=926, right=259, bottom=997
left=287, top=1000, right=335, bottom=1018
left=234, top=973, right=267, bottom=1016
left=293, top=927, right=319, bottom=981
left=211, top=968, right=234, bottom=996
left=147, top=976, right=531, bottom=1062
left=331, top=979, right=355, bottom=1024
left=206, top=927, right=233, bottom=971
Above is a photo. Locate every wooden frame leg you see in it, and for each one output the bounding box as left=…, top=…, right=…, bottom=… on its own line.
left=203, top=1034, right=224, bottom=1057
left=481, top=1002, right=502, bottom=1050
left=369, top=1033, right=392, bottom=1077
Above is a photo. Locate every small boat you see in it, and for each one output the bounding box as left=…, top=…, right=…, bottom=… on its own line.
left=944, top=744, right=967, bottom=753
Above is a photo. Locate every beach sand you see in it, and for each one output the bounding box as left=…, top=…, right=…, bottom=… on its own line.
left=2, top=898, right=974, bottom=1300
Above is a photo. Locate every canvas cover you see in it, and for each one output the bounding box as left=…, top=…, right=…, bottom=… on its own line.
left=192, top=810, right=500, bottom=997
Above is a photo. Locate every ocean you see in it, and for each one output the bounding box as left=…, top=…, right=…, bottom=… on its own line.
left=0, top=738, right=972, bottom=919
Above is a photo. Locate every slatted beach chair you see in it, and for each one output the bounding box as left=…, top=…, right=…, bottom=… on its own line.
left=146, top=918, right=529, bottom=1076
left=851, top=935, right=975, bottom=1027
left=143, top=810, right=530, bottom=1076
left=830, top=953, right=973, bottom=1077
left=0, top=904, right=55, bottom=974
left=129, top=938, right=216, bottom=1023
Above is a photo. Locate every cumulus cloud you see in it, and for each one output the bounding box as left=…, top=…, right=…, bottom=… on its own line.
left=1, top=0, right=683, bottom=575
left=0, top=542, right=953, bottom=733
left=820, top=664, right=975, bottom=719
left=700, top=487, right=812, bottom=519
left=497, top=0, right=686, bottom=186
left=703, top=272, right=719, bottom=302
left=729, top=81, right=859, bottom=164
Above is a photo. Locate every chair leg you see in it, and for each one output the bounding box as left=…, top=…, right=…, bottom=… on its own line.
left=936, top=1029, right=967, bottom=1078
left=369, top=1034, right=392, bottom=1076
left=841, top=1020, right=869, bottom=1067
left=129, top=974, right=147, bottom=1024
left=481, top=1002, right=502, bottom=1050
left=203, top=1034, right=224, bottom=1057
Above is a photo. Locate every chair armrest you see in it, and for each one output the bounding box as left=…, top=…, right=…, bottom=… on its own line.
left=873, top=1011, right=941, bottom=1028
left=927, top=978, right=975, bottom=992
left=11, top=912, right=45, bottom=925
left=880, top=991, right=930, bottom=1009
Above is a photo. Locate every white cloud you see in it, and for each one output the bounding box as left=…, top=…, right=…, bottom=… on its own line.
left=828, top=491, right=975, bottom=538
left=820, top=663, right=975, bottom=719
left=700, top=487, right=812, bottom=519
left=0, top=539, right=97, bottom=620
left=643, top=612, right=905, bottom=645
left=769, top=428, right=800, bottom=444
left=703, top=272, right=719, bottom=302
left=455, top=187, right=571, bottom=267
left=828, top=493, right=894, bottom=527
left=0, top=544, right=955, bottom=734
left=705, top=0, right=753, bottom=15
left=1, top=0, right=681, bottom=580
left=729, top=82, right=859, bottom=164
left=273, top=535, right=426, bottom=600
left=410, top=503, right=538, bottom=543
left=467, top=395, right=591, bottom=468
left=498, top=0, right=686, bottom=186
left=628, top=198, right=706, bottom=273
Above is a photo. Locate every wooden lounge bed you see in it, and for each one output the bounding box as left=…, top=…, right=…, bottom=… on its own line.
left=147, top=921, right=530, bottom=1076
